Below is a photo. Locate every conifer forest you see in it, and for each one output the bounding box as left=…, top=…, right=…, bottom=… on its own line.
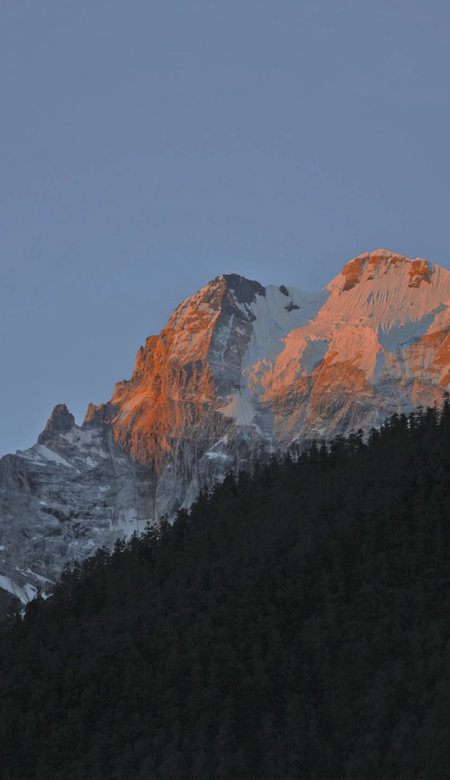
left=2, top=402, right=450, bottom=778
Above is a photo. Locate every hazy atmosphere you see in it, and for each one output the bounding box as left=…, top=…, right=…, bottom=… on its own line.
left=1, top=0, right=449, bottom=456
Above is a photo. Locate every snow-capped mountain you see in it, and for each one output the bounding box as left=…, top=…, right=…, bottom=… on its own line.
left=2, top=249, right=450, bottom=604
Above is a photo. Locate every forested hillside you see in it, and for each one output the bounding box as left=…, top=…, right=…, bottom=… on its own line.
left=2, top=402, right=450, bottom=779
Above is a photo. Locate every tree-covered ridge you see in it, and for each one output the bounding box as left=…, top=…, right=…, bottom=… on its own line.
left=2, top=402, right=450, bottom=778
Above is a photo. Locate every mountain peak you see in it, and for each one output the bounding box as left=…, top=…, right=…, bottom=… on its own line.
left=38, top=404, right=75, bottom=444
left=219, top=273, right=266, bottom=304
left=202, top=274, right=266, bottom=310
left=198, top=274, right=266, bottom=327
left=336, top=249, right=434, bottom=292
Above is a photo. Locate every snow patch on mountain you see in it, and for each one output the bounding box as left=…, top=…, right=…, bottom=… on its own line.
left=219, top=389, right=257, bottom=426
left=0, top=575, right=38, bottom=604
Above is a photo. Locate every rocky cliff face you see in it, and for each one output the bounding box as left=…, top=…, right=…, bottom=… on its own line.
left=2, top=250, right=450, bottom=602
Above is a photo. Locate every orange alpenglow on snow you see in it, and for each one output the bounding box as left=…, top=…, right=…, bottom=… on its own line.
left=83, top=253, right=450, bottom=483
left=4, top=251, right=450, bottom=600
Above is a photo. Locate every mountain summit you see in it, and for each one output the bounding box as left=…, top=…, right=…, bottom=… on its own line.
left=1, top=250, right=450, bottom=602
left=98, top=250, right=450, bottom=479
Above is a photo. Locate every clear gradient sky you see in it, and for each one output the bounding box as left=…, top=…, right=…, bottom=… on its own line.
left=1, top=0, right=449, bottom=456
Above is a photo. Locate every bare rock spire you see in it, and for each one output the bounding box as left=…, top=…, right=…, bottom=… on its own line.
left=38, top=404, right=75, bottom=444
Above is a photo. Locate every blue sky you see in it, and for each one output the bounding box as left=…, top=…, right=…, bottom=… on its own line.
left=1, top=0, right=449, bottom=455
